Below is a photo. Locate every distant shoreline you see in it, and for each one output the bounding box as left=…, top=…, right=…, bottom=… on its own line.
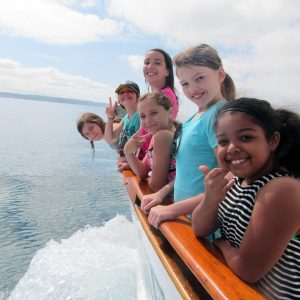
left=0, top=92, right=105, bottom=107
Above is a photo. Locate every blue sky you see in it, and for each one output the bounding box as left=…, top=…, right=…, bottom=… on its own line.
left=0, top=0, right=299, bottom=116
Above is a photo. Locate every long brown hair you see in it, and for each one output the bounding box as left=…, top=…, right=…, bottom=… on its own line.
left=77, top=112, right=106, bottom=154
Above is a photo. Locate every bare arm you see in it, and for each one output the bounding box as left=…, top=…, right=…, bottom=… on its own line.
left=215, top=177, right=300, bottom=282
left=116, top=157, right=131, bottom=172
left=148, top=130, right=174, bottom=191
left=148, top=194, right=203, bottom=229
left=192, top=166, right=234, bottom=237
left=141, top=180, right=174, bottom=213
left=103, top=97, right=123, bottom=144
left=124, top=132, right=150, bottom=179
left=192, top=147, right=234, bottom=236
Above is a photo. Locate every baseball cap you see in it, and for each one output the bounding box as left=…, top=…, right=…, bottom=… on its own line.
left=115, top=80, right=140, bottom=96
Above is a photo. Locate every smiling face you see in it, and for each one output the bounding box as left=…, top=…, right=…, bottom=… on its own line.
left=82, top=122, right=104, bottom=141
left=176, top=65, right=225, bottom=110
left=143, top=50, right=169, bottom=90
left=216, top=112, right=280, bottom=185
left=138, top=97, right=172, bottom=134
left=117, top=87, right=138, bottom=109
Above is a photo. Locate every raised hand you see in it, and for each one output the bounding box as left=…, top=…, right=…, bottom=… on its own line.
left=200, top=165, right=234, bottom=204
left=105, top=97, right=118, bottom=119
left=124, top=131, right=151, bottom=156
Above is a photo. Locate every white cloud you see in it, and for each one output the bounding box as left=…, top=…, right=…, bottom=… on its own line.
left=112, top=0, right=300, bottom=109
left=224, top=25, right=300, bottom=107
left=55, top=0, right=97, bottom=8
left=1, top=0, right=299, bottom=111
left=80, top=0, right=97, bottom=8
left=0, top=58, right=113, bottom=102
left=126, top=55, right=144, bottom=72
left=0, top=0, right=122, bottom=45
left=107, top=0, right=300, bottom=48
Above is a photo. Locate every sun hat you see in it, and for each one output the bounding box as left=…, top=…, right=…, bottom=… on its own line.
left=115, top=80, right=140, bottom=96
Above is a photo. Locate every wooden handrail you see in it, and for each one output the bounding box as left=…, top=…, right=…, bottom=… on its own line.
left=160, top=218, right=264, bottom=299
left=123, top=170, right=206, bottom=299
left=122, top=170, right=265, bottom=299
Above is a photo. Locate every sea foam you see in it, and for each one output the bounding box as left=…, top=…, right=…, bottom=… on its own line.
left=8, top=215, right=145, bottom=300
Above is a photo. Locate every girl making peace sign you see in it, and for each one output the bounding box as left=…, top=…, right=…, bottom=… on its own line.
left=104, top=80, right=141, bottom=158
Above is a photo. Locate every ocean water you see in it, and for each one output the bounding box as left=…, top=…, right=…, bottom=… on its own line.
left=0, top=98, right=144, bottom=299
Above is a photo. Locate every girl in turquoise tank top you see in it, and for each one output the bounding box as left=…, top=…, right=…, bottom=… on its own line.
left=142, top=44, right=236, bottom=229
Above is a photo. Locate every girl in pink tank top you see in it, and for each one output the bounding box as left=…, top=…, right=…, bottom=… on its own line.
left=143, top=48, right=179, bottom=120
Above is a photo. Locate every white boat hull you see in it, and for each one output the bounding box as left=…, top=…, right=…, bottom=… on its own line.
left=130, top=201, right=182, bottom=300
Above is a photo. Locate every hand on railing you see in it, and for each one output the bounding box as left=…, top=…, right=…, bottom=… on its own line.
left=141, top=192, right=163, bottom=213
left=148, top=205, right=175, bottom=229
left=117, top=159, right=131, bottom=172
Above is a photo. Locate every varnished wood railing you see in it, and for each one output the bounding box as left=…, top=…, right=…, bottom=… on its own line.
left=122, top=170, right=265, bottom=300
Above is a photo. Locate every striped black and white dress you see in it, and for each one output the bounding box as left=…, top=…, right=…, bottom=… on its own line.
left=218, top=172, right=300, bottom=299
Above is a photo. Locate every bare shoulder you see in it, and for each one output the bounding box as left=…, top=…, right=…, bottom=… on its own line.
left=153, top=130, right=174, bottom=145
left=261, top=176, right=300, bottom=195
left=257, top=176, right=300, bottom=212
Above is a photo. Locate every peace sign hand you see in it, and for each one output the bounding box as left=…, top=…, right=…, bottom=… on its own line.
left=105, top=97, right=117, bottom=119
left=124, top=131, right=150, bottom=156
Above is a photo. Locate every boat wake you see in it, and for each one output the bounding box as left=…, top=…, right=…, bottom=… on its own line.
left=7, top=215, right=146, bottom=300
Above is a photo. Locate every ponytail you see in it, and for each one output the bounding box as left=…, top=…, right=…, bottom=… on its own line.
left=90, top=141, right=95, bottom=159
left=173, top=44, right=236, bottom=101
left=221, top=73, right=236, bottom=101
left=276, top=109, right=300, bottom=177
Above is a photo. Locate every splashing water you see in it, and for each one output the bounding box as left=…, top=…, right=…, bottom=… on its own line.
left=7, top=215, right=146, bottom=300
